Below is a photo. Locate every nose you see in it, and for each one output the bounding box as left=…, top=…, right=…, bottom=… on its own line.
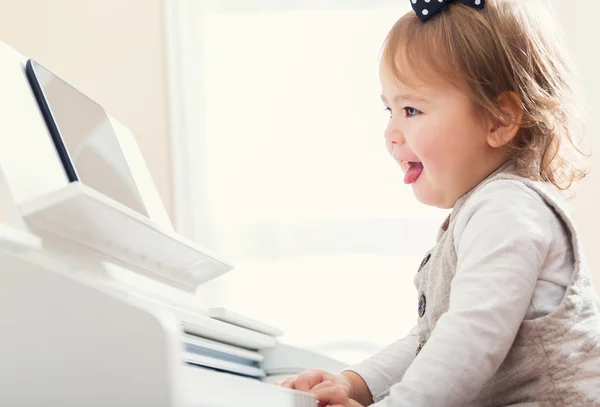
left=384, top=120, right=405, bottom=146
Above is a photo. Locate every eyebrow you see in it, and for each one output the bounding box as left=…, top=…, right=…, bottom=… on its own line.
left=380, top=93, right=426, bottom=105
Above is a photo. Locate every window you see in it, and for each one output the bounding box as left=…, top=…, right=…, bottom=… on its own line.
left=165, top=0, right=446, bottom=364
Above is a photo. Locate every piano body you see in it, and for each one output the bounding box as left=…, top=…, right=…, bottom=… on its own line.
left=0, top=41, right=346, bottom=407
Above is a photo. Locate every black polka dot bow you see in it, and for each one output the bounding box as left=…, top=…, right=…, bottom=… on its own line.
left=411, top=0, right=485, bottom=21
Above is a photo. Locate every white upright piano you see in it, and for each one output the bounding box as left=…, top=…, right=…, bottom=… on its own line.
left=0, top=41, right=346, bottom=407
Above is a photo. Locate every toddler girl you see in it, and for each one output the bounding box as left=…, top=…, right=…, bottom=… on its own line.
left=279, top=0, right=600, bottom=405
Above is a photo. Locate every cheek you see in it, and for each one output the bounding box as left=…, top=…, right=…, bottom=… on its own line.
left=411, top=134, right=447, bottom=169
left=411, top=116, right=477, bottom=172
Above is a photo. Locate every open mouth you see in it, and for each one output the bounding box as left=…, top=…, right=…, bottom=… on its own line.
left=404, top=161, right=424, bottom=185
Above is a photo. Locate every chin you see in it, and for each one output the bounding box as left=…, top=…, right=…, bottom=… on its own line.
left=411, top=179, right=453, bottom=209
left=413, top=187, right=438, bottom=207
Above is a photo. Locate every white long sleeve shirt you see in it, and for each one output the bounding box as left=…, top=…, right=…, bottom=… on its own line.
left=346, top=179, right=574, bottom=406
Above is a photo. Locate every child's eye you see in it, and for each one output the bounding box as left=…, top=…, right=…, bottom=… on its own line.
left=383, top=107, right=392, bottom=118
left=404, top=107, right=421, bottom=117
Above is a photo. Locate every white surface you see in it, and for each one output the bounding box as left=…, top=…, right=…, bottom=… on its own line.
left=184, top=333, right=264, bottom=362
left=175, top=305, right=277, bottom=350
left=261, top=341, right=347, bottom=375
left=89, top=264, right=277, bottom=349
left=0, top=41, right=70, bottom=206
left=262, top=373, right=305, bottom=384
left=117, top=285, right=277, bottom=349
left=20, top=182, right=233, bottom=292
left=110, top=118, right=174, bottom=231
left=181, top=364, right=317, bottom=407
left=0, top=249, right=182, bottom=407
left=0, top=157, right=41, bottom=251
left=0, top=164, right=30, bottom=231
left=0, top=243, right=319, bottom=406
left=0, top=223, right=42, bottom=252
left=208, top=307, right=284, bottom=337
left=184, top=353, right=265, bottom=378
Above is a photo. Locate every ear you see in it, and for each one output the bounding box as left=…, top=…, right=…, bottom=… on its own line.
left=486, top=91, right=524, bottom=148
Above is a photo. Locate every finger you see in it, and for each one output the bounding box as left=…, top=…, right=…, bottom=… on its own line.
left=310, top=380, right=336, bottom=393
left=294, top=369, right=325, bottom=392
left=280, top=376, right=297, bottom=389
left=312, top=386, right=350, bottom=407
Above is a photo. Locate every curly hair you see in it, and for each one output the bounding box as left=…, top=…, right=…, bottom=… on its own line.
left=381, top=0, right=589, bottom=190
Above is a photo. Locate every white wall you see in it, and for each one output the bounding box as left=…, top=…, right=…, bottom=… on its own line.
left=551, top=1, right=600, bottom=289
left=0, top=0, right=173, bottom=217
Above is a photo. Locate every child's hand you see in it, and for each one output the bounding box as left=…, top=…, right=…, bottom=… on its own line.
left=275, top=369, right=352, bottom=396
left=310, top=381, right=364, bottom=407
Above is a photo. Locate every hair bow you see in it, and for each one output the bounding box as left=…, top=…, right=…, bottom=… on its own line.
left=410, top=0, right=485, bottom=22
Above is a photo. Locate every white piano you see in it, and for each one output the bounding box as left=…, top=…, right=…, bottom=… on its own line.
left=0, top=41, right=346, bottom=407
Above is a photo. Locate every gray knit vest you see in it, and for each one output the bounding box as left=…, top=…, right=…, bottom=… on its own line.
left=414, top=168, right=600, bottom=406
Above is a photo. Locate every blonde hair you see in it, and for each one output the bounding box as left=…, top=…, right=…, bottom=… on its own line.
left=382, top=0, right=589, bottom=190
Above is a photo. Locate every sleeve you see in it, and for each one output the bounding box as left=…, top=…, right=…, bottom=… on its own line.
left=372, top=180, right=554, bottom=407
left=343, top=325, right=418, bottom=402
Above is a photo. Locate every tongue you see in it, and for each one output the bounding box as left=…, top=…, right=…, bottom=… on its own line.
left=404, top=162, right=424, bottom=184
